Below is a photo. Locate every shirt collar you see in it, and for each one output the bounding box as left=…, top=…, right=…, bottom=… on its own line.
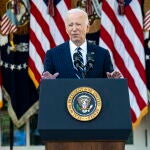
left=69, top=40, right=87, bottom=52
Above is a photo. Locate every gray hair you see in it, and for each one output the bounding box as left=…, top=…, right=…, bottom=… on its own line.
left=64, top=8, right=89, bottom=25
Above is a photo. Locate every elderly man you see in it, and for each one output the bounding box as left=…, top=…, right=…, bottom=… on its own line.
left=42, top=8, right=122, bottom=79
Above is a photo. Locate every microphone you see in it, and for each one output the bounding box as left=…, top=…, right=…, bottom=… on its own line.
left=73, top=52, right=81, bottom=70
left=86, top=52, right=94, bottom=71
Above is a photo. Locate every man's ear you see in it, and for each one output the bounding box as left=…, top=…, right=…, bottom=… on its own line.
left=65, top=26, right=69, bottom=34
left=86, top=24, right=90, bottom=33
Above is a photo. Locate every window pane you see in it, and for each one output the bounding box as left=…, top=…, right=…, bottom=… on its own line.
left=0, top=112, right=10, bottom=146
left=0, top=111, right=26, bottom=146
left=14, top=126, right=26, bottom=146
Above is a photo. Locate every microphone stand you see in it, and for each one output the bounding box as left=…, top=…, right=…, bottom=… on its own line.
left=77, top=66, right=86, bottom=79
left=78, top=63, right=93, bottom=79
left=83, top=62, right=94, bottom=78
left=85, top=52, right=94, bottom=77
left=81, top=67, right=86, bottom=79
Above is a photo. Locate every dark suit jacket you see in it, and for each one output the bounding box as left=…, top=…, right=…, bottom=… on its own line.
left=44, top=41, right=114, bottom=78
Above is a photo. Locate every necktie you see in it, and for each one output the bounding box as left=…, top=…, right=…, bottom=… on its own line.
left=74, top=47, right=85, bottom=79
left=76, top=47, right=84, bottom=67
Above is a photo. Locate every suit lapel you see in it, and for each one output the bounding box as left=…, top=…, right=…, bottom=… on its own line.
left=63, top=42, right=73, bottom=67
left=87, top=42, right=95, bottom=53
left=87, top=42, right=96, bottom=62
left=63, top=42, right=76, bottom=77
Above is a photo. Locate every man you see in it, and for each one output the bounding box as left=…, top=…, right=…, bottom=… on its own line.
left=42, top=8, right=122, bottom=79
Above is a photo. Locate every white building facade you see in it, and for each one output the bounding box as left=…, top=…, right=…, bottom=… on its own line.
left=0, top=108, right=150, bottom=150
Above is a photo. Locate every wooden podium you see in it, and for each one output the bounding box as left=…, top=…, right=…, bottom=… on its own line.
left=38, top=79, right=132, bottom=150
left=45, top=141, right=125, bottom=150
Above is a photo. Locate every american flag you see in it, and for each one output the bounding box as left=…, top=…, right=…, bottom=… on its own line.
left=100, top=0, right=148, bottom=128
left=0, top=10, right=17, bottom=35
left=144, top=10, right=150, bottom=31
left=28, top=0, right=71, bottom=88
left=0, top=9, right=17, bottom=109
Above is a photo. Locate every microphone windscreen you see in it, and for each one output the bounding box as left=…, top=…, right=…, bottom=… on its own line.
left=86, top=52, right=94, bottom=70
left=87, top=53, right=94, bottom=63
left=73, top=52, right=79, bottom=60
left=73, top=53, right=80, bottom=69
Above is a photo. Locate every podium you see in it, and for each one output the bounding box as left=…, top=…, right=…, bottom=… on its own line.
left=38, top=79, right=132, bottom=150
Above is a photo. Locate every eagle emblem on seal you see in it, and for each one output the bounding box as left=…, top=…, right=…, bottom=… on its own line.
left=77, top=95, right=93, bottom=113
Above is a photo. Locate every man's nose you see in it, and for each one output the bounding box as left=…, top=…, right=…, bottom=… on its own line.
left=72, top=25, right=77, bottom=31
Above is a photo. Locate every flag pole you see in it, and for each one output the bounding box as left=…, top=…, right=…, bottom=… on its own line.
left=10, top=119, right=14, bottom=150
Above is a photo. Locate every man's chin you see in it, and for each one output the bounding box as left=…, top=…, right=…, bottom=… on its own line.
left=72, top=40, right=81, bottom=46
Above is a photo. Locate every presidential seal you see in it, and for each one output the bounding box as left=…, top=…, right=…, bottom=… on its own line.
left=67, top=87, right=102, bottom=121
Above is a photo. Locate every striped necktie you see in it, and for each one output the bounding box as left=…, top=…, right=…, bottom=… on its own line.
left=76, top=47, right=84, bottom=67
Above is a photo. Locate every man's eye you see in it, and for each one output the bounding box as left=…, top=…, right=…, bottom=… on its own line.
left=68, top=24, right=73, bottom=27
left=76, top=23, right=81, bottom=26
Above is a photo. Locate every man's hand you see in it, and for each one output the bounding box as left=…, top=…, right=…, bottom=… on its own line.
left=106, top=70, right=122, bottom=79
left=41, top=71, right=59, bottom=79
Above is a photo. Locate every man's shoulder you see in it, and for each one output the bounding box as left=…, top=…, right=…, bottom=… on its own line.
left=87, top=42, right=109, bottom=53
left=55, top=41, right=69, bottom=49
left=46, top=41, right=69, bottom=53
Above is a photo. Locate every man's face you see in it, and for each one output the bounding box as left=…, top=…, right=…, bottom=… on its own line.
left=65, top=12, right=89, bottom=46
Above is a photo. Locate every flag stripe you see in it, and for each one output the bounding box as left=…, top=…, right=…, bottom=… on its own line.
left=53, top=8, right=69, bottom=41
left=131, top=108, right=137, bottom=123
left=1, top=16, right=10, bottom=29
left=30, top=29, right=45, bottom=62
left=144, top=15, right=150, bottom=23
left=129, top=89, right=141, bottom=117
left=1, top=13, right=17, bottom=35
left=101, top=26, right=147, bottom=110
left=32, top=0, right=66, bottom=46
left=100, top=12, right=147, bottom=104
left=100, top=0, right=148, bottom=128
left=103, top=1, right=146, bottom=84
left=126, top=1, right=144, bottom=44
left=28, top=58, right=41, bottom=84
left=30, top=0, right=55, bottom=48
left=144, top=10, right=150, bottom=30
left=30, top=15, right=50, bottom=53
left=29, top=0, right=71, bottom=85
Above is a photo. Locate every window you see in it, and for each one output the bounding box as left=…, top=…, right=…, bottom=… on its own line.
left=0, top=110, right=44, bottom=149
